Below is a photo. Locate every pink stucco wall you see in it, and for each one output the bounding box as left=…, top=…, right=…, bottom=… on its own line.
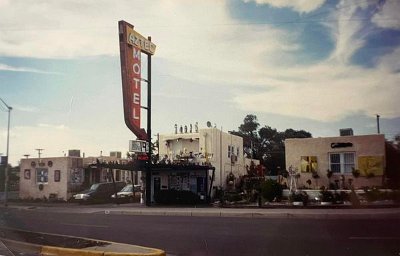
left=285, top=134, right=386, bottom=189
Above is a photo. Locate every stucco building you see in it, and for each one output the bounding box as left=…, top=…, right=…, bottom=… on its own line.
left=285, top=132, right=386, bottom=189
left=158, top=125, right=258, bottom=190
left=19, top=150, right=136, bottom=201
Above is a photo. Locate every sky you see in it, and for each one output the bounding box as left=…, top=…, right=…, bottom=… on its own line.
left=0, top=0, right=399, bottom=166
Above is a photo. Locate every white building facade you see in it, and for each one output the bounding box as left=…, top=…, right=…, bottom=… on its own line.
left=159, top=127, right=257, bottom=189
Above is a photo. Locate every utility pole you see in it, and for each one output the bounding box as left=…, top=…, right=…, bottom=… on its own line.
left=376, top=114, right=380, bottom=134
left=35, top=148, right=44, bottom=162
left=145, top=36, right=152, bottom=207
left=0, top=98, right=12, bottom=207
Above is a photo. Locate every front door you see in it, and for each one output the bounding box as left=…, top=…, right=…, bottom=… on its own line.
left=152, top=176, right=161, bottom=202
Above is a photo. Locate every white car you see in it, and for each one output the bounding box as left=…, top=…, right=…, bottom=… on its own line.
left=111, top=184, right=141, bottom=203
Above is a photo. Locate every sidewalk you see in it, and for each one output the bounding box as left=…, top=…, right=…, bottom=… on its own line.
left=3, top=202, right=400, bottom=219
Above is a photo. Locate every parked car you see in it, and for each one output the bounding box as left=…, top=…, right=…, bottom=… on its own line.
left=72, top=182, right=126, bottom=203
left=111, top=184, right=142, bottom=203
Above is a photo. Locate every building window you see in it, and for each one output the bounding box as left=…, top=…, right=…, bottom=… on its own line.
left=36, top=168, right=48, bottom=184
left=54, top=170, right=61, bottom=182
left=329, top=152, right=355, bottom=174
left=228, top=145, right=231, bottom=158
left=116, top=170, right=121, bottom=181
left=24, top=169, right=31, bottom=179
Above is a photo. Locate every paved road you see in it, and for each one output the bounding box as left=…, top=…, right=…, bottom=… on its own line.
left=1, top=207, right=400, bottom=256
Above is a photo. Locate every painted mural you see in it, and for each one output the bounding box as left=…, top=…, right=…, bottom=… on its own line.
left=358, top=156, right=384, bottom=176
left=300, top=156, right=318, bottom=173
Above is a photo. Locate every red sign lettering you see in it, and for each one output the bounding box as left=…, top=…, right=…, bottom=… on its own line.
left=119, top=21, right=148, bottom=140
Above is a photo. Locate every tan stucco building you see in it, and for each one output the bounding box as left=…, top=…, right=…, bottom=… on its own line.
left=285, top=134, right=386, bottom=189
left=19, top=151, right=136, bottom=201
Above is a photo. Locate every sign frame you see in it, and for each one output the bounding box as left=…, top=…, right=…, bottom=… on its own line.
left=119, top=20, right=155, bottom=140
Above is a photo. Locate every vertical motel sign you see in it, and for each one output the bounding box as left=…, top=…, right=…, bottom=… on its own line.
left=118, top=20, right=156, bottom=140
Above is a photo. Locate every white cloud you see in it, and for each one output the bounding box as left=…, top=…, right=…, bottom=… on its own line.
left=0, top=0, right=399, bottom=143
left=4, top=123, right=132, bottom=165
left=233, top=59, right=400, bottom=122
left=0, top=63, right=62, bottom=74
left=13, top=105, right=40, bottom=113
left=231, top=0, right=400, bottom=122
left=372, top=0, right=400, bottom=30
left=326, top=0, right=374, bottom=64
left=37, top=123, right=69, bottom=130
left=242, top=0, right=326, bottom=13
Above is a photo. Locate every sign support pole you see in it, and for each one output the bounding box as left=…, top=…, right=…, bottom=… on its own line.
left=145, top=36, right=152, bottom=206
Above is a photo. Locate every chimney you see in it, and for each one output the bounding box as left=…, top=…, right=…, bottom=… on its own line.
left=339, top=128, right=353, bottom=136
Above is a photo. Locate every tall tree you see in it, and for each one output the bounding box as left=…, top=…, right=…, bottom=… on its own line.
left=234, top=114, right=260, bottom=158
left=238, top=114, right=259, bottom=137
left=234, top=115, right=312, bottom=175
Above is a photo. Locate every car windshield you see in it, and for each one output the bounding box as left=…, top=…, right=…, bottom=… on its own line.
left=89, top=184, right=100, bottom=191
left=120, top=185, right=132, bottom=192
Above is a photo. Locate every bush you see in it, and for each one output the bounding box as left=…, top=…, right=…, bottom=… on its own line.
left=363, top=187, right=387, bottom=202
left=289, top=191, right=309, bottom=205
left=333, top=191, right=349, bottom=203
left=352, top=168, right=360, bottom=178
left=320, top=190, right=334, bottom=202
left=260, top=179, right=283, bottom=202
left=389, top=190, right=400, bottom=203
left=223, top=191, right=242, bottom=202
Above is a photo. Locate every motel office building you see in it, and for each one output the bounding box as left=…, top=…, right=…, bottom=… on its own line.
left=158, top=127, right=258, bottom=192
left=285, top=133, right=386, bottom=189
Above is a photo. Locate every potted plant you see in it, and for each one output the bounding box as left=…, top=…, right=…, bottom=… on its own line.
left=260, top=179, right=283, bottom=203
left=352, top=168, right=360, bottom=178
left=306, top=179, right=312, bottom=189
left=320, top=189, right=334, bottom=205
left=326, top=169, right=333, bottom=179
left=289, top=191, right=308, bottom=206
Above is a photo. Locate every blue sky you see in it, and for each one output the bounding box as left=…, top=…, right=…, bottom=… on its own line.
left=0, top=0, right=399, bottom=165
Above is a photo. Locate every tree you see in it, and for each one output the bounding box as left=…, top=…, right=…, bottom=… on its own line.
left=233, top=114, right=312, bottom=175
left=232, top=114, right=260, bottom=158
left=238, top=114, right=259, bottom=137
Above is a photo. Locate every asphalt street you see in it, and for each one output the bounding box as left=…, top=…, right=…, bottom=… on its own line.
left=1, top=207, right=400, bottom=256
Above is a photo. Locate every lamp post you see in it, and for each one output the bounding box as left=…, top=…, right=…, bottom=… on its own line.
left=0, top=98, right=12, bottom=207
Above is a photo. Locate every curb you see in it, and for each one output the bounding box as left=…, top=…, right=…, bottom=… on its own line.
left=0, top=227, right=166, bottom=256
left=3, top=204, right=400, bottom=219
left=41, top=245, right=166, bottom=256
left=98, top=209, right=400, bottom=219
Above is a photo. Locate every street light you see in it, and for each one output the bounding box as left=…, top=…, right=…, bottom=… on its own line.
left=0, top=97, right=12, bottom=207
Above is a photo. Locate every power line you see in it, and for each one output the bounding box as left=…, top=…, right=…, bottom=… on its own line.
left=0, top=0, right=393, bottom=32
left=0, top=16, right=396, bottom=33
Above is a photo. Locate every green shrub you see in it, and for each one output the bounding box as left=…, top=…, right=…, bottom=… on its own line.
left=260, top=179, right=283, bottom=202
left=320, top=190, right=334, bottom=202
left=389, top=190, right=400, bottom=203
left=364, top=187, right=382, bottom=202
left=223, top=191, right=242, bottom=202
left=289, top=191, right=309, bottom=205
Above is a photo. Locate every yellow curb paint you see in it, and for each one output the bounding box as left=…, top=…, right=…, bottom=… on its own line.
left=1, top=227, right=166, bottom=256
left=103, top=250, right=166, bottom=256
left=41, top=245, right=166, bottom=256
left=41, top=246, right=104, bottom=256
